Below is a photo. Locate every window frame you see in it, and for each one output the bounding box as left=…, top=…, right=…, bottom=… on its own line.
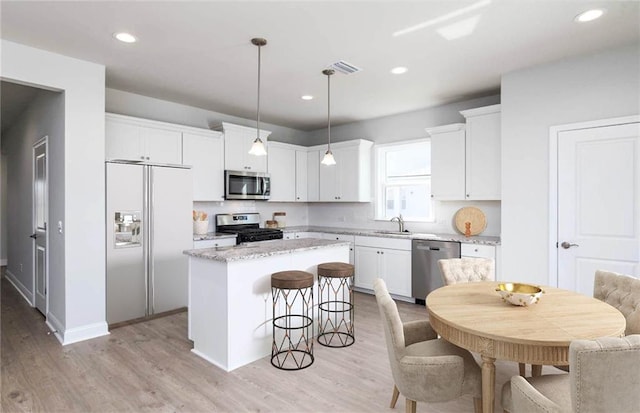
left=374, top=138, right=435, bottom=223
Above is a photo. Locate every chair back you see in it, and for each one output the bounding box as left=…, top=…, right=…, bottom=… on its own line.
left=593, top=270, right=640, bottom=335
left=373, top=279, right=406, bottom=374
left=570, top=335, right=640, bottom=412
left=438, top=258, right=495, bottom=286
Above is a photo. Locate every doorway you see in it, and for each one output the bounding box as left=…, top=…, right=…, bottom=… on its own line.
left=550, top=116, right=640, bottom=296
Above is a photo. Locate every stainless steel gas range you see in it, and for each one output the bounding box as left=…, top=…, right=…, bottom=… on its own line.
left=215, top=213, right=283, bottom=244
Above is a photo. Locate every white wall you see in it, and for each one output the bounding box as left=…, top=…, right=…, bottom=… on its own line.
left=501, top=43, right=640, bottom=286
left=1, top=40, right=107, bottom=344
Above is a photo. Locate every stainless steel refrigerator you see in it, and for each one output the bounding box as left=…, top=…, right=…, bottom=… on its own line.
left=106, top=162, right=193, bottom=325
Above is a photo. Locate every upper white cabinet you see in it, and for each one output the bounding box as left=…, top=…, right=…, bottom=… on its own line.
left=460, top=104, right=501, bottom=200
left=183, top=130, right=225, bottom=201
left=106, top=114, right=182, bottom=165
left=428, top=123, right=466, bottom=200
left=317, top=139, right=373, bottom=202
left=295, top=150, right=308, bottom=202
left=267, top=142, right=297, bottom=202
left=214, top=122, right=270, bottom=173
left=306, top=149, right=320, bottom=202
left=428, top=104, right=501, bottom=200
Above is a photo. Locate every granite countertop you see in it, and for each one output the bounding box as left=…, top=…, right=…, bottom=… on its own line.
left=281, top=226, right=500, bottom=246
left=184, top=238, right=350, bottom=262
left=193, top=232, right=237, bottom=241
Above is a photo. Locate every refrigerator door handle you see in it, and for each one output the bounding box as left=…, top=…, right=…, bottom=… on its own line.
left=143, top=166, right=150, bottom=317
left=148, top=166, right=155, bottom=315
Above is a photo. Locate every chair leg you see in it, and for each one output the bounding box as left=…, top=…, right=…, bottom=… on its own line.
left=518, top=362, right=526, bottom=376
left=473, top=397, right=482, bottom=413
left=405, top=398, right=416, bottom=413
left=390, top=384, right=400, bottom=408
left=531, top=364, right=542, bottom=377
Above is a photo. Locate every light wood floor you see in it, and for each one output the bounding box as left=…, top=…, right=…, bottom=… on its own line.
left=1, top=274, right=535, bottom=412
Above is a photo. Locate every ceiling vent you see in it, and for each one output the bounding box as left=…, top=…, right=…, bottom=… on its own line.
left=329, top=60, right=362, bottom=75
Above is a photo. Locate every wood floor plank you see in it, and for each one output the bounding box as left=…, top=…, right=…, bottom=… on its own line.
left=2, top=273, right=559, bottom=412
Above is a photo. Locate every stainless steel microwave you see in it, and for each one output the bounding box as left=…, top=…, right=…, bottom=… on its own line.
left=224, top=170, right=270, bottom=200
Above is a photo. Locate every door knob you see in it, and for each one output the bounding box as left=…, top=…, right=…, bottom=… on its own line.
left=29, top=233, right=37, bottom=239
left=560, top=241, right=579, bottom=249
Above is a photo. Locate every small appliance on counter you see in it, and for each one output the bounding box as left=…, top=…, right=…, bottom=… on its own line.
left=216, top=213, right=283, bottom=244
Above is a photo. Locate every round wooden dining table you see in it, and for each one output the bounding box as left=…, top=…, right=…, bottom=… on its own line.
left=426, top=281, right=626, bottom=413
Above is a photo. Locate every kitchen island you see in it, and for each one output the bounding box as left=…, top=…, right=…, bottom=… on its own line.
left=184, top=238, right=350, bottom=372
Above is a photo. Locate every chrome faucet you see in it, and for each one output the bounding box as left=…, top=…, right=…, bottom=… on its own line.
left=390, top=214, right=405, bottom=232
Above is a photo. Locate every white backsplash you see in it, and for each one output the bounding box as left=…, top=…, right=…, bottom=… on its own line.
left=194, top=200, right=500, bottom=237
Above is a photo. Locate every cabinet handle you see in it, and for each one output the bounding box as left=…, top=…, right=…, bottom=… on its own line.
left=146, top=156, right=150, bottom=160
left=466, top=194, right=470, bottom=198
left=140, top=156, right=145, bottom=160
left=431, top=194, right=434, bottom=198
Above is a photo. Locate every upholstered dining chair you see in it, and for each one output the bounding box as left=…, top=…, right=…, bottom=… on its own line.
left=504, top=335, right=640, bottom=413
left=373, top=278, right=482, bottom=413
left=593, top=270, right=640, bottom=335
left=438, top=257, right=495, bottom=285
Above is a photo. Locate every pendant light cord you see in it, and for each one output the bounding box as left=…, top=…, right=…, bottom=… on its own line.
left=327, top=71, right=331, bottom=151
left=256, top=42, right=261, bottom=141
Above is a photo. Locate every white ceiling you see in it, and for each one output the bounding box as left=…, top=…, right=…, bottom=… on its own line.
left=1, top=1, right=638, bottom=131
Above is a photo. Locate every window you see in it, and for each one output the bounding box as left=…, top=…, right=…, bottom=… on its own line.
left=376, top=140, right=433, bottom=221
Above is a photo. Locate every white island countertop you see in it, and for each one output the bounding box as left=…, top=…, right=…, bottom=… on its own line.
left=184, top=238, right=350, bottom=262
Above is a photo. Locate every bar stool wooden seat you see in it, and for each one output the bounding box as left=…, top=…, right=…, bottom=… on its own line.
left=271, top=270, right=314, bottom=370
left=317, top=262, right=355, bottom=347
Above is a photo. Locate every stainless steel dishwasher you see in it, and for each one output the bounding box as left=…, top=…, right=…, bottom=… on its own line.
left=411, top=239, right=460, bottom=304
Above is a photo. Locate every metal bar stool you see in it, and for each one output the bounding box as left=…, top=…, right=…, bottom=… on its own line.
left=317, top=262, right=355, bottom=347
left=271, top=270, right=314, bottom=370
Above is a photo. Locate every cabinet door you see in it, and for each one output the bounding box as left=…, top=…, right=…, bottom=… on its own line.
left=465, top=111, right=501, bottom=200
left=334, top=146, right=360, bottom=202
left=283, top=232, right=296, bottom=240
left=105, top=119, right=144, bottom=161
left=322, top=233, right=355, bottom=264
left=143, top=127, right=182, bottom=165
left=319, top=152, right=338, bottom=201
left=183, top=132, right=224, bottom=201
left=224, top=134, right=246, bottom=171
left=380, top=248, right=412, bottom=297
left=307, top=150, right=320, bottom=202
left=431, top=128, right=466, bottom=200
left=354, top=246, right=380, bottom=290
left=267, top=145, right=296, bottom=202
left=295, top=150, right=308, bottom=202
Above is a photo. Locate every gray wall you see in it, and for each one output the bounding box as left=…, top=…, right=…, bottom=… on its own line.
left=305, top=94, right=500, bottom=146
left=106, top=88, right=306, bottom=144
left=2, top=88, right=65, bottom=308
left=501, top=42, right=640, bottom=286
left=1, top=153, right=7, bottom=264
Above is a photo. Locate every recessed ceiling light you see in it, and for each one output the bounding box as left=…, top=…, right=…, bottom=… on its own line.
left=113, top=32, right=137, bottom=43
left=390, top=67, right=408, bottom=75
left=301, top=95, right=314, bottom=101
left=574, top=9, right=605, bottom=23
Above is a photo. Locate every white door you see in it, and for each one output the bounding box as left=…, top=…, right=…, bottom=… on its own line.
left=33, top=138, right=47, bottom=315
left=557, top=122, right=640, bottom=296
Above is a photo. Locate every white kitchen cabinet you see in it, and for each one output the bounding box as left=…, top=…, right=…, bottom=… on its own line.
left=106, top=114, right=182, bottom=165
left=317, top=139, right=373, bottom=202
left=354, top=236, right=412, bottom=297
left=428, top=123, right=466, bottom=200
left=307, top=149, right=320, bottom=202
left=267, top=142, right=296, bottom=202
left=193, top=237, right=236, bottom=248
left=427, top=104, right=501, bottom=200
left=294, top=232, right=325, bottom=239
left=460, top=104, right=501, bottom=200
left=182, top=131, right=224, bottom=201
left=214, top=122, right=270, bottom=173
left=461, top=243, right=500, bottom=279
left=322, top=233, right=355, bottom=264
left=295, top=150, right=308, bottom=202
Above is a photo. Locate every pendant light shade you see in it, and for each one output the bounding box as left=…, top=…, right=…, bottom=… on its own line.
left=249, top=37, right=267, bottom=157
left=321, top=69, right=336, bottom=166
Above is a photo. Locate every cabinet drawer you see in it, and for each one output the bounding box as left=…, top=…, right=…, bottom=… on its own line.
left=323, top=233, right=355, bottom=243
left=355, top=235, right=411, bottom=251
left=194, top=238, right=236, bottom=248
left=461, top=243, right=495, bottom=259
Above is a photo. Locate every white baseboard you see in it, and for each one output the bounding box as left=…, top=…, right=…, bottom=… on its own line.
left=61, top=322, right=109, bottom=345
left=4, top=269, right=34, bottom=306
left=46, top=312, right=65, bottom=344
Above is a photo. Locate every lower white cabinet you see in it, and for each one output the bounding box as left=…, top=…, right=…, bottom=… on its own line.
left=354, top=236, right=411, bottom=297
left=194, top=238, right=236, bottom=248
left=322, top=233, right=355, bottom=264
left=461, top=243, right=500, bottom=279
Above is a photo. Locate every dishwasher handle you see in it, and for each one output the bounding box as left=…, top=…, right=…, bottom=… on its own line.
left=415, top=244, right=441, bottom=251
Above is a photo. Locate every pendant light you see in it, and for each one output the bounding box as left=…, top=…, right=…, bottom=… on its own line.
left=248, top=37, right=267, bottom=156
left=321, top=69, right=336, bottom=166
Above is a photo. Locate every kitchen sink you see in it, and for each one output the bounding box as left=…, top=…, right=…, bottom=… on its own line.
left=373, top=230, right=413, bottom=235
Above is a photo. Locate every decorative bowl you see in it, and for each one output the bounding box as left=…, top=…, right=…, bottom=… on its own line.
left=496, top=283, right=544, bottom=307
